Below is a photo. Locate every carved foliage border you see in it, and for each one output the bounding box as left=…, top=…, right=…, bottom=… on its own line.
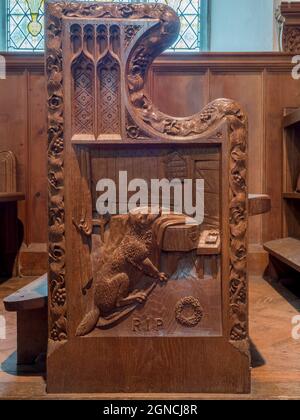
left=46, top=4, right=66, bottom=342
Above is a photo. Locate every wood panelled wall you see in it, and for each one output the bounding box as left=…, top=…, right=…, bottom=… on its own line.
left=1, top=55, right=47, bottom=275
left=1, top=52, right=300, bottom=276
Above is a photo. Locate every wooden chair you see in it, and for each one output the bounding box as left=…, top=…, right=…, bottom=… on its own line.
left=0, top=151, right=25, bottom=276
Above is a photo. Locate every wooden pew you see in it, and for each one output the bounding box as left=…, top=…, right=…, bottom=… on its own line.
left=4, top=274, right=48, bottom=365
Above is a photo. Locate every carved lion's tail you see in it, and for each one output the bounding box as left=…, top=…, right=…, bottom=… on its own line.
left=76, top=307, right=100, bottom=337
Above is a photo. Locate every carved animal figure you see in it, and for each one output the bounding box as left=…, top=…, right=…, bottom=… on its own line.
left=76, top=209, right=168, bottom=336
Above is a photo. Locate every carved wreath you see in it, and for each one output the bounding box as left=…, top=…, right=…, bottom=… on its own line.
left=175, top=297, right=203, bottom=328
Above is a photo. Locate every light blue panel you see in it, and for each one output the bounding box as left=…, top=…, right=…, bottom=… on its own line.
left=210, top=0, right=274, bottom=52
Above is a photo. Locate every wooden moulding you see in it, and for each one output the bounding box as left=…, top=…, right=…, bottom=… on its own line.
left=45, top=1, right=250, bottom=394
left=0, top=192, right=25, bottom=202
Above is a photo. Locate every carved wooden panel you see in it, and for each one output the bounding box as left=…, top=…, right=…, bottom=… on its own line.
left=46, top=1, right=250, bottom=394
left=86, top=146, right=222, bottom=338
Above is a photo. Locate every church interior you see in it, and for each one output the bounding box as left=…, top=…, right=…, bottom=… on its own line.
left=1, top=0, right=300, bottom=401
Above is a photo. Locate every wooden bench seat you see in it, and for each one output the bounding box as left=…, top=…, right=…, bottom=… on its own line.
left=248, top=194, right=271, bottom=216
left=264, top=237, right=300, bottom=272
left=0, top=192, right=25, bottom=203
left=4, top=274, right=48, bottom=365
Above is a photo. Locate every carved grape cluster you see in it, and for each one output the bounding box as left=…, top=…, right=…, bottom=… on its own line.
left=52, top=287, right=66, bottom=306
left=50, top=325, right=67, bottom=342
left=51, top=138, right=64, bottom=154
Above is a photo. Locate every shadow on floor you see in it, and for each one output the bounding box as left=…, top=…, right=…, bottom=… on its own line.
left=0, top=277, right=10, bottom=285
left=263, top=273, right=300, bottom=313
left=1, top=351, right=46, bottom=379
left=250, top=340, right=265, bottom=368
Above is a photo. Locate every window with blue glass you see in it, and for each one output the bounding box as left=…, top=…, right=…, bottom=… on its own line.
left=3, top=0, right=209, bottom=53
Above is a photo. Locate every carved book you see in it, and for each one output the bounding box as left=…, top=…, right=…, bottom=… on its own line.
left=46, top=1, right=250, bottom=393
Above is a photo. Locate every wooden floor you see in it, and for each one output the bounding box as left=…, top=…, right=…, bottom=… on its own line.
left=0, top=275, right=300, bottom=400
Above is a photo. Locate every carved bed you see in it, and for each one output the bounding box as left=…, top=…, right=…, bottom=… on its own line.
left=46, top=1, right=250, bottom=393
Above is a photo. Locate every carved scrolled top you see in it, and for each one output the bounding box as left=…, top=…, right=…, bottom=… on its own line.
left=130, top=97, right=246, bottom=140
left=125, top=5, right=246, bottom=141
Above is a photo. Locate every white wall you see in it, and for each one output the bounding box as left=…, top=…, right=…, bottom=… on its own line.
left=210, top=0, right=275, bottom=52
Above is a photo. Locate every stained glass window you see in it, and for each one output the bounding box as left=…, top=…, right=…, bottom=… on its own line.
left=7, top=0, right=45, bottom=51
left=5, top=0, right=208, bottom=52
